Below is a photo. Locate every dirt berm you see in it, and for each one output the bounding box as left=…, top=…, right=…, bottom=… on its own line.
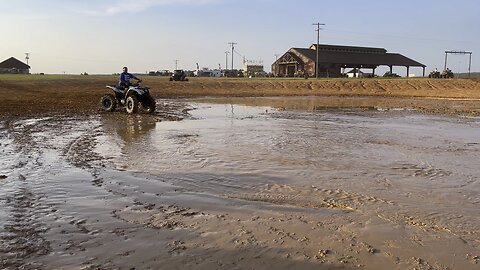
left=1, top=76, right=480, bottom=116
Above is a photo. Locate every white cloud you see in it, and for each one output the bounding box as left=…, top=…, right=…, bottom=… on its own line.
left=82, top=0, right=219, bottom=16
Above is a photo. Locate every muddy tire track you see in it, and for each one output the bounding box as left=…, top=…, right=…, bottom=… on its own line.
left=229, top=184, right=396, bottom=212
left=0, top=116, right=114, bottom=269
left=63, top=126, right=105, bottom=183
left=392, top=162, right=453, bottom=180
left=0, top=118, right=53, bottom=269
left=0, top=181, right=51, bottom=270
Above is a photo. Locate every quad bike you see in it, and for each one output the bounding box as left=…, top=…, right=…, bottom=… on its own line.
left=428, top=71, right=441, bottom=78
left=100, top=82, right=156, bottom=114
left=429, top=69, right=454, bottom=79
left=170, top=70, right=189, bottom=81
left=441, top=69, right=454, bottom=78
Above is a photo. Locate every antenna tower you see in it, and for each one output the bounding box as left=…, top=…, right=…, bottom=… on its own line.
left=228, top=42, right=237, bottom=70
left=25, top=52, right=30, bottom=65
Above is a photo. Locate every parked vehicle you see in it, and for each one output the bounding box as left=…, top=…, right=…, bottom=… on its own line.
left=170, top=70, right=189, bottom=81
left=428, top=70, right=441, bottom=78
left=100, top=82, right=156, bottom=114
left=429, top=69, right=454, bottom=78
left=383, top=71, right=401, bottom=78
left=441, top=69, right=454, bottom=78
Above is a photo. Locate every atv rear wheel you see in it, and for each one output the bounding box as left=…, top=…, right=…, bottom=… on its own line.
left=100, top=94, right=117, bottom=112
left=125, top=95, right=139, bottom=114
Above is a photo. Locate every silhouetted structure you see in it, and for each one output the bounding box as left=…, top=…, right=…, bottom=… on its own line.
left=0, top=57, right=31, bottom=74
left=272, top=44, right=426, bottom=78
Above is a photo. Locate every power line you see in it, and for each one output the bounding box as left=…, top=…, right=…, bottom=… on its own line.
left=325, top=28, right=479, bottom=45
left=232, top=48, right=244, bottom=59
left=233, top=49, right=246, bottom=65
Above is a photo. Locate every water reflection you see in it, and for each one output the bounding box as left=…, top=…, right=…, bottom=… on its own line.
left=186, top=96, right=396, bottom=112
left=185, top=96, right=480, bottom=114
left=100, top=114, right=157, bottom=143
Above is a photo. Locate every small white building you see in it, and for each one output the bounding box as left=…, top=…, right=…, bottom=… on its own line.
left=346, top=69, right=373, bottom=78
left=195, top=68, right=223, bottom=77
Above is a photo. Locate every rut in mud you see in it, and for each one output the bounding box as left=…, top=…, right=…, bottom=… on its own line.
left=0, top=97, right=479, bottom=270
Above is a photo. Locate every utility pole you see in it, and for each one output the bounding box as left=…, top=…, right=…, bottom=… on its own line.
left=312, top=23, right=325, bottom=79
left=25, top=52, right=30, bottom=65
left=225, top=51, right=230, bottom=70
left=228, top=42, right=237, bottom=70
left=174, top=60, right=179, bottom=70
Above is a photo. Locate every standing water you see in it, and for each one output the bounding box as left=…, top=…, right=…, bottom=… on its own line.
left=1, top=97, right=479, bottom=269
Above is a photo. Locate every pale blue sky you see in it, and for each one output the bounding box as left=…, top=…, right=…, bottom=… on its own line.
left=1, top=0, right=478, bottom=75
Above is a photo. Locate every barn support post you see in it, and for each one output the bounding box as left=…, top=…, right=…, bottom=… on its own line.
left=444, top=52, right=448, bottom=71
left=468, top=53, right=472, bottom=78
left=372, top=67, right=376, bottom=77
left=406, top=66, right=410, bottom=78
left=423, top=67, right=425, bottom=77
left=389, top=66, right=393, bottom=74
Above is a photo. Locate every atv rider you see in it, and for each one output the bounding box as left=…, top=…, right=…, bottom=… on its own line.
left=119, top=67, right=141, bottom=90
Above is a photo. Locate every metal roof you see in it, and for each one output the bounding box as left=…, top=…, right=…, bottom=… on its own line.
left=290, top=47, right=426, bottom=68
left=0, top=57, right=31, bottom=69
left=310, top=44, right=387, bottom=54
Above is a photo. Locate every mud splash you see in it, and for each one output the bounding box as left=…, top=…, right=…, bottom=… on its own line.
left=1, top=97, right=479, bottom=269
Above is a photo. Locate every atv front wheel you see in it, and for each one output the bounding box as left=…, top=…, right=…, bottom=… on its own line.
left=125, top=95, right=139, bottom=114
left=142, top=96, right=156, bottom=114
left=100, top=94, right=117, bottom=112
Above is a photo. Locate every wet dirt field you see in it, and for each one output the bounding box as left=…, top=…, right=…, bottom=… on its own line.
left=1, top=97, right=479, bottom=269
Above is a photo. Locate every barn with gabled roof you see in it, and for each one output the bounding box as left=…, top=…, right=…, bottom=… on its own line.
left=272, top=44, right=426, bottom=78
left=0, top=57, right=31, bottom=74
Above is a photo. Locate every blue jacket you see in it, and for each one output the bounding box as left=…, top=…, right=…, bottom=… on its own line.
left=119, top=72, right=137, bottom=84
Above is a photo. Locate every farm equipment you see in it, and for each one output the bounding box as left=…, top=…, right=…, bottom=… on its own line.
left=383, top=71, right=401, bottom=78
left=170, top=70, right=189, bottom=81
left=428, top=69, right=454, bottom=78
left=100, top=82, right=156, bottom=114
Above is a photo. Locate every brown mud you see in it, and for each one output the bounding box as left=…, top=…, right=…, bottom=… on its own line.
left=1, top=76, right=480, bottom=116
left=1, top=77, right=480, bottom=269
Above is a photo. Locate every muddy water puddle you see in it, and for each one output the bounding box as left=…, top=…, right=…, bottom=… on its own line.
left=1, top=97, right=480, bottom=269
